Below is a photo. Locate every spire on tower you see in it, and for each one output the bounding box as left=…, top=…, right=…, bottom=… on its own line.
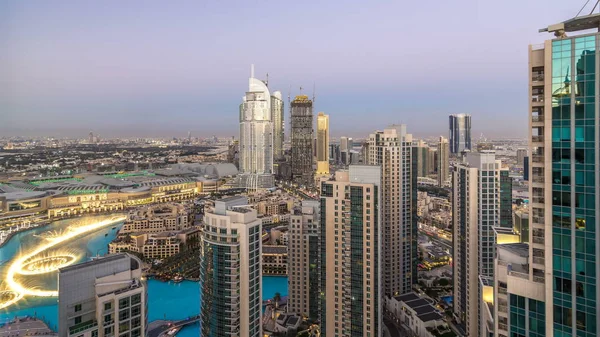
left=250, top=64, right=255, bottom=78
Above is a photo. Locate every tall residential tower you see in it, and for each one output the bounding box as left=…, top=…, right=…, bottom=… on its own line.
left=200, top=196, right=262, bottom=337
left=239, top=66, right=274, bottom=190
left=449, top=113, right=472, bottom=154
left=512, top=14, right=600, bottom=337
left=290, top=95, right=314, bottom=186
left=272, top=91, right=285, bottom=161
left=320, top=166, right=382, bottom=337
left=288, top=200, right=320, bottom=321
left=437, top=136, right=450, bottom=187
left=452, top=151, right=511, bottom=337
left=367, top=125, right=417, bottom=297
left=316, top=112, right=330, bottom=176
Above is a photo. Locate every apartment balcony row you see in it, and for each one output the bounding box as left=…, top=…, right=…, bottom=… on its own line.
left=532, top=73, right=544, bottom=82
left=531, top=135, right=544, bottom=143
left=531, top=115, right=544, bottom=123
left=531, top=95, right=544, bottom=104
left=531, top=155, right=544, bottom=163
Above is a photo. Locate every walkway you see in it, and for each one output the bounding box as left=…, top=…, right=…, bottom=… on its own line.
left=147, top=315, right=200, bottom=337
left=0, top=317, right=56, bottom=336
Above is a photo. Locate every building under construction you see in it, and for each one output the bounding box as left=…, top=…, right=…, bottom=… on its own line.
left=290, top=95, right=314, bottom=186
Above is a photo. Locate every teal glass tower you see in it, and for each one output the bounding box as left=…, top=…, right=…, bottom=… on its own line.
left=526, top=15, right=600, bottom=337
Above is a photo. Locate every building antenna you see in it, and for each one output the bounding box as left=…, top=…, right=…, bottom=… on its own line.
left=250, top=64, right=255, bottom=78
left=266, top=73, right=269, bottom=87
left=312, top=82, right=316, bottom=103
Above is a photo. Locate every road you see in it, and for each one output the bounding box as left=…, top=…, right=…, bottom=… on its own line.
left=147, top=316, right=200, bottom=337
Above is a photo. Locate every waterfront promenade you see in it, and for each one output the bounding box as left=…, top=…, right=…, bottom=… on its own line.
left=0, top=316, right=56, bottom=337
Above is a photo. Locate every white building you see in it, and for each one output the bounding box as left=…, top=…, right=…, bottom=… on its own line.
left=386, top=292, right=448, bottom=337
left=239, top=65, right=275, bottom=190
left=199, top=196, right=262, bottom=337
left=58, top=253, right=146, bottom=337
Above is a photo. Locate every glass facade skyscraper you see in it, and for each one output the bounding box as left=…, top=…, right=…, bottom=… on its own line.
left=449, top=113, right=472, bottom=154
left=524, top=15, right=600, bottom=337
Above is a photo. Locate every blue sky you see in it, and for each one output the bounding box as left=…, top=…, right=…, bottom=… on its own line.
left=0, top=0, right=587, bottom=139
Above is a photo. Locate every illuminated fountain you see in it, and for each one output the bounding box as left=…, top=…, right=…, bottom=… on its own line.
left=0, top=216, right=126, bottom=309
left=18, top=249, right=80, bottom=275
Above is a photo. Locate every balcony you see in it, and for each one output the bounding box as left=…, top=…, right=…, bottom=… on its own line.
left=532, top=135, right=544, bottom=143
left=532, top=236, right=545, bottom=245
left=533, top=257, right=545, bottom=265
left=532, top=95, right=544, bottom=104
left=532, top=115, right=544, bottom=123
left=532, top=196, right=545, bottom=204
left=69, top=320, right=98, bottom=335
left=532, top=155, right=544, bottom=163
left=532, top=73, right=545, bottom=82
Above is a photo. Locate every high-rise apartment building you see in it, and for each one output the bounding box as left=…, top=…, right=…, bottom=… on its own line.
left=452, top=151, right=511, bottom=337
left=272, top=91, right=285, bottom=161
left=516, top=148, right=528, bottom=166
left=199, top=196, right=262, bottom=337
left=449, top=113, right=472, bottom=154
left=290, top=95, right=314, bottom=186
left=367, top=125, right=416, bottom=296
left=437, top=136, right=450, bottom=187
left=239, top=66, right=275, bottom=190
left=320, top=166, right=382, bottom=337
left=513, top=15, right=600, bottom=337
left=316, top=112, right=330, bottom=176
left=58, top=253, right=147, bottom=337
left=288, top=200, right=320, bottom=321
left=412, top=139, right=430, bottom=177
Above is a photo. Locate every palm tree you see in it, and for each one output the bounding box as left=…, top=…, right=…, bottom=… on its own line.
left=273, top=292, right=281, bottom=309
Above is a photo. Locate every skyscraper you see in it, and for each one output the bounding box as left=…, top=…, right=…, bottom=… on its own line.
left=437, top=136, right=449, bottom=187
left=320, top=166, right=382, bottom=337
left=239, top=66, right=274, bottom=190
left=452, top=151, right=510, bottom=337
left=316, top=112, right=330, bottom=176
left=367, top=125, right=416, bottom=297
left=288, top=200, right=320, bottom=321
left=514, top=15, right=600, bottom=337
left=449, top=113, right=472, bottom=154
left=58, top=253, right=147, bottom=337
left=290, top=95, right=314, bottom=186
left=272, top=91, right=285, bottom=161
left=200, top=196, right=262, bottom=337
left=412, top=139, right=430, bottom=177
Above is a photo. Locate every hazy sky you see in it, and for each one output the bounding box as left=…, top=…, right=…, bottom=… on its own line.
left=0, top=0, right=588, bottom=139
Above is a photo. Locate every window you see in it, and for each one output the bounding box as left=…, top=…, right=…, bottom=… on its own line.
left=104, top=302, right=112, bottom=311
left=74, top=304, right=82, bottom=312
left=74, top=316, right=82, bottom=324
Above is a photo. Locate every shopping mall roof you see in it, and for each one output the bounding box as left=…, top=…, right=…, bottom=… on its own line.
left=0, top=190, right=48, bottom=201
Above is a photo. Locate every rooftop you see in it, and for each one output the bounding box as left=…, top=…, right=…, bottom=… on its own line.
left=59, top=253, right=129, bottom=273
left=499, top=243, right=529, bottom=257
left=540, top=13, right=600, bottom=34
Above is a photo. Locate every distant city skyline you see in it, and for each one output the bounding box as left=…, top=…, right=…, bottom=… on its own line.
left=1, top=1, right=580, bottom=139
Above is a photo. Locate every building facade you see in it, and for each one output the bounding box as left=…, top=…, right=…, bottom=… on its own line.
left=449, top=113, right=472, bottom=154
left=199, top=196, right=262, bottom=337
left=437, top=136, right=449, bottom=187
left=272, top=91, right=285, bottom=161
left=287, top=200, right=320, bottom=321
left=320, top=166, right=382, bottom=337
left=523, top=16, right=600, bottom=337
left=452, top=151, right=510, bottom=337
left=58, top=253, right=147, bottom=337
left=290, top=95, right=314, bottom=186
left=412, top=140, right=430, bottom=178
left=239, top=66, right=275, bottom=190
left=316, top=112, right=330, bottom=176
left=367, top=125, right=417, bottom=297
left=120, top=203, right=191, bottom=234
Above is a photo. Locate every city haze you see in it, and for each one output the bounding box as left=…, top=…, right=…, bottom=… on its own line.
left=0, top=0, right=579, bottom=138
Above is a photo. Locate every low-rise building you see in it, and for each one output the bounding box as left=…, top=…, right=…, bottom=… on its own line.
left=386, top=292, right=452, bottom=337
left=262, top=245, right=287, bottom=275
left=108, top=228, right=200, bottom=259
left=121, top=203, right=191, bottom=234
